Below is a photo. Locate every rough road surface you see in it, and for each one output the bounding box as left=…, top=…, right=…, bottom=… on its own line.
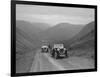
left=30, top=49, right=94, bottom=72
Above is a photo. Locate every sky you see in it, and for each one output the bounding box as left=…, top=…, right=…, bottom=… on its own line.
left=16, top=4, right=94, bottom=26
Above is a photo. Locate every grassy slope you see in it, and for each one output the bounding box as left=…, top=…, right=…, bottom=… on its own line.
left=16, top=27, right=39, bottom=73
left=38, top=23, right=83, bottom=42
left=16, top=20, right=51, bottom=73
left=67, top=22, right=95, bottom=61
left=16, top=20, right=50, bottom=35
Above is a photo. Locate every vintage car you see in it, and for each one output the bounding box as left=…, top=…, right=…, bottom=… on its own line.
left=41, top=45, right=49, bottom=53
left=50, top=44, right=68, bottom=59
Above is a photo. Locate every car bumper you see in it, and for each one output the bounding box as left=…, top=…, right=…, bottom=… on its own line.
left=59, top=54, right=66, bottom=57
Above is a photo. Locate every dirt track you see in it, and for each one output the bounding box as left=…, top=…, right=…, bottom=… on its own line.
left=30, top=49, right=94, bottom=72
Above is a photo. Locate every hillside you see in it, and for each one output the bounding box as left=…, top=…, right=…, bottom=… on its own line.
left=16, top=27, right=41, bottom=73
left=16, top=20, right=51, bottom=73
left=16, top=20, right=50, bottom=36
left=66, top=21, right=95, bottom=60
left=16, top=27, right=35, bottom=57
left=38, top=23, right=83, bottom=42
left=66, top=21, right=95, bottom=46
left=73, top=21, right=94, bottom=40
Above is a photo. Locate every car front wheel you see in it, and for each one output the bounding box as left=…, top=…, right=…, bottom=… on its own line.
left=65, top=51, right=68, bottom=58
left=53, top=51, right=58, bottom=59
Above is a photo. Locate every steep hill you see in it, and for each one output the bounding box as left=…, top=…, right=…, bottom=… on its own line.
left=16, top=27, right=41, bottom=73
left=73, top=21, right=94, bottom=40
left=16, top=20, right=50, bottom=35
left=39, top=23, right=83, bottom=42
left=16, top=20, right=52, bottom=73
left=65, top=21, right=95, bottom=60
left=61, top=21, right=94, bottom=47
left=16, top=27, right=38, bottom=59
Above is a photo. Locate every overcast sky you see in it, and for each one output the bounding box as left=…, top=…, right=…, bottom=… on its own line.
left=16, top=4, right=94, bottom=26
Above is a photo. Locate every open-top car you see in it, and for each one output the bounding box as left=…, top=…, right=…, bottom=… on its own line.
left=50, top=44, right=68, bottom=59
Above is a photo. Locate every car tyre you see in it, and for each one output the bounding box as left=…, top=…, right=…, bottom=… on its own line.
left=65, top=50, right=68, bottom=58
left=53, top=51, right=58, bottom=59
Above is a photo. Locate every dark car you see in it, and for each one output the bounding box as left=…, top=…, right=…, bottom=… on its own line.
left=50, top=44, right=68, bottom=59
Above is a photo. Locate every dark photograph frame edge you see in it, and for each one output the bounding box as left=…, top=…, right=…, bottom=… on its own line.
left=11, top=0, right=97, bottom=76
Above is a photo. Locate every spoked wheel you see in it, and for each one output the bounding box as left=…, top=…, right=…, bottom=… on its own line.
left=65, top=51, right=68, bottom=58
left=53, top=51, right=58, bottom=59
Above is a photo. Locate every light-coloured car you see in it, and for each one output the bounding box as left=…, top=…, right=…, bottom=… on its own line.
left=41, top=45, right=49, bottom=53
